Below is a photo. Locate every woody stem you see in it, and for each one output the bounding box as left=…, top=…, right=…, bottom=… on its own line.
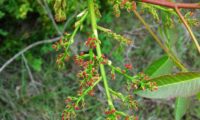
left=140, top=0, right=200, bottom=9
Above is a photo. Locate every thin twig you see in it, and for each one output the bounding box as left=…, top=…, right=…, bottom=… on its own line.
left=124, top=24, right=158, bottom=35
left=22, top=54, right=35, bottom=83
left=175, top=7, right=200, bottom=54
left=0, top=8, right=81, bottom=74
left=22, top=54, right=41, bottom=90
left=0, top=37, right=60, bottom=73
left=37, top=0, right=62, bottom=35
left=133, top=10, right=187, bottom=72
left=62, top=11, right=79, bottom=33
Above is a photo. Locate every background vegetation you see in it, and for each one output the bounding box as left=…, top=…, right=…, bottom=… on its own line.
left=0, top=0, right=200, bottom=119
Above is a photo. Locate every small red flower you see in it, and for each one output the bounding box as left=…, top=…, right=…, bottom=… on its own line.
left=88, top=89, right=95, bottom=96
left=135, top=116, right=139, bottom=120
left=52, top=44, right=57, bottom=49
left=111, top=73, right=115, bottom=80
left=59, top=38, right=63, bottom=44
left=121, top=69, right=126, bottom=74
left=65, top=97, right=72, bottom=104
left=121, top=0, right=128, bottom=6
left=132, top=1, right=136, bottom=11
left=61, top=112, right=65, bottom=120
left=125, top=116, right=129, bottom=120
left=75, top=106, right=80, bottom=110
left=124, top=64, right=133, bottom=70
left=85, top=37, right=97, bottom=48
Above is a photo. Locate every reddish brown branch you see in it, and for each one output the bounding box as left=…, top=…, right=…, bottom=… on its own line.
left=141, top=0, right=200, bottom=9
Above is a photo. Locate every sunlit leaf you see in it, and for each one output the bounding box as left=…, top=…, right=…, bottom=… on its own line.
left=145, top=55, right=173, bottom=78
left=136, top=72, right=200, bottom=99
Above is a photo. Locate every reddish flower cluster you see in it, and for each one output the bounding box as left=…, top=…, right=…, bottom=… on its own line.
left=120, top=0, right=137, bottom=12
left=132, top=1, right=136, bottom=11
left=85, top=37, right=97, bottom=49
left=74, top=106, right=80, bottom=110
left=100, top=54, right=108, bottom=64
left=111, top=72, right=115, bottom=80
left=125, top=72, right=158, bottom=93
left=138, top=72, right=149, bottom=80
left=124, top=64, right=133, bottom=70
left=52, top=38, right=65, bottom=51
left=73, top=55, right=84, bottom=66
left=125, top=116, right=138, bottom=120
left=121, top=0, right=128, bottom=6
left=61, top=111, right=71, bottom=120
left=63, top=97, right=81, bottom=114
left=65, top=97, right=72, bottom=104
left=73, top=52, right=100, bottom=98
left=104, top=109, right=116, bottom=115
left=149, top=81, right=158, bottom=91
left=88, top=89, right=95, bottom=96
left=126, top=95, right=138, bottom=110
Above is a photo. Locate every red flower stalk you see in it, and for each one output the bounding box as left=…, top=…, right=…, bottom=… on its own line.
left=141, top=0, right=200, bottom=9
left=132, top=1, right=136, bottom=11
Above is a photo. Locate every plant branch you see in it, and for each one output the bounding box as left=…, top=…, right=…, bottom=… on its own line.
left=97, top=26, right=133, bottom=45
left=22, top=54, right=41, bottom=91
left=109, top=88, right=125, bottom=102
left=107, top=63, right=136, bottom=81
left=140, top=0, right=200, bottom=9
left=175, top=7, right=200, bottom=54
left=0, top=37, right=61, bottom=74
left=133, top=10, right=187, bottom=72
left=88, top=0, right=114, bottom=109
left=65, top=11, right=88, bottom=53
left=37, top=0, right=62, bottom=35
left=76, top=77, right=102, bottom=105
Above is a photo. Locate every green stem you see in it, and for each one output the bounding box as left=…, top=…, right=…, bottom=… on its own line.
left=65, top=11, right=88, bottom=52
left=87, top=0, right=114, bottom=109
left=108, top=64, right=136, bottom=81
left=133, top=10, right=190, bottom=120
left=76, top=77, right=102, bottom=105
left=109, top=88, right=125, bottom=102
left=97, top=26, right=133, bottom=45
left=115, top=111, right=128, bottom=117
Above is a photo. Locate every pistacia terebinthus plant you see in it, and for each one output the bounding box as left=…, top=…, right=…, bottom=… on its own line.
left=53, top=0, right=200, bottom=120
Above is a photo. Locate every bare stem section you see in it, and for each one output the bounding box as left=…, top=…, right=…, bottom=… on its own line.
left=141, top=0, right=200, bottom=9
left=175, top=7, right=200, bottom=54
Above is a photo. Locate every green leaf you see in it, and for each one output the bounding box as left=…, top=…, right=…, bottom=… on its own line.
left=0, top=29, right=8, bottom=36
left=136, top=72, right=200, bottom=99
left=17, top=2, right=33, bottom=19
left=41, top=44, right=53, bottom=54
left=30, top=58, right=43, bottom=72
left=175, top=97, right=190, bottom=120
left=0, top=11, right=5, bottom=19
left=145, top=55, right=173, bottom=78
